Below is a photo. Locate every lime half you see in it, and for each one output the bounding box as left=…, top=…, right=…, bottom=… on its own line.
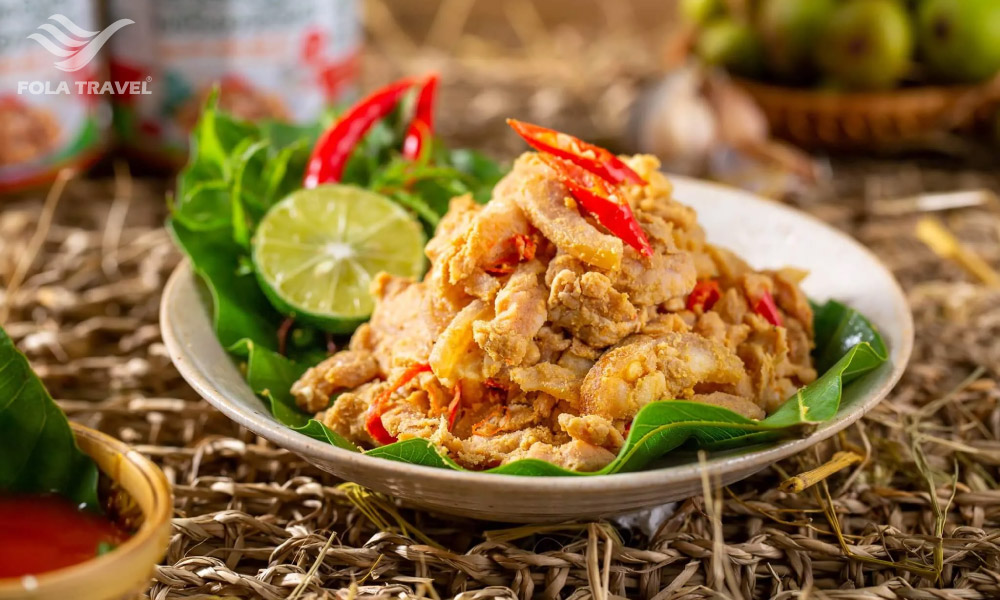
left=252, top=185, right=426, bottom=332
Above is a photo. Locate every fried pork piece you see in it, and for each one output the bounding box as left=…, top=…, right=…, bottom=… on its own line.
left=510, top=362, right=584, bottom=404
left=508, top=440, right=617, bottom=472
left=444, top=194, right=532, bottom=301
left=546, top=255, right=640, bottom=347
left=429, top=299, right=491, bottom=388
left=291, top=351, right=380, bottom=413
left=366, top=274, right=435, bottom=372
left=291, top=151, right=818, bottom=472
left=580, top=332, right=747, bottom=420
left=499, top=154, right=624, bottom=270
left=473, top=260, right=547, bottom=365
left=318, top=381, right=386, bottom=446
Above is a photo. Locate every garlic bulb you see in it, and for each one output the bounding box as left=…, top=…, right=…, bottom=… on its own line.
left=632, top=65, right=719, bottom=174
left=703, top=72, right=769, bottom=148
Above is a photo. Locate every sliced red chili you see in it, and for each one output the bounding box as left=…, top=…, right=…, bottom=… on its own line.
left=485, top=234, right=538, bottom=275
left=687, top=280, right=721, bottom=312
left=483, top=378, right=508, bottom=393
left=365, top=362, right=431, bottom=445
left=540, top=154, right=653, bottom=257
left=507, top=119, right=646, bottom=186
left=304, top=77, right=416, bottom=187
left=753, top=289, right=783, bottom=327
left=401, top=74, right=439, bottom=161
left=364, top=409, right=397, bottom=446
left=446, top=384, right=462, bottom=431
left=471, top=406, right=504, bottom=438
left=513, top=233, right=536, bottom=262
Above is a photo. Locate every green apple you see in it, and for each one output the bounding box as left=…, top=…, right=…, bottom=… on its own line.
left=817, top=0, right=914, bottom=91
left=680, top=0, right=724, bottom=26
left=696, top=18, right=766, bottom=77
left=757, top=0, right=836, bottom=81
left=918, top=0, right=1000, bottom=83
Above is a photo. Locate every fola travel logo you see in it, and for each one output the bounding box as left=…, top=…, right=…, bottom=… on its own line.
left=28, top=14, right=134, bottom=72
left=17, top=13, right=151, bottom=96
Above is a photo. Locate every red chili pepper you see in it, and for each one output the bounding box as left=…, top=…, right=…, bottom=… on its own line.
left=539, top=154, right=653, bottom=256
left=471, top=406, right=504, bottom=438
left=513, top=234, right=536, bottom=262
left=485, top=234, right=537, bottom=275
left=686, top=280, right=721, bottom=312
left=401, top=74, right=439, bottom=161
left=507, top=119, right=646, bottom=186
left=753, top=289, right=783, bottom=327
left=483, top=378, right=508, bottom=393
left=446, top=384, right=462, bottom=431
left=365, top=362, right=431, bottom=445
left=364, top=408, right=396, bottom=446
left=304, top=77, right=416, bottom=188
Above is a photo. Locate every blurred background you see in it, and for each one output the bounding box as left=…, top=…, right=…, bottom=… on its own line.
left=4, top=0, right=1000, bottom=202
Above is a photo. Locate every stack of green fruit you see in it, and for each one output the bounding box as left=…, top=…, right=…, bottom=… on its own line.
left=684, top=0, right=1000, bottom=91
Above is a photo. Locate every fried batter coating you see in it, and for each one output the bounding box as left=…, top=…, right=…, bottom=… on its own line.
left=546, top=257, right=640, bottom=347
left=292, top=152, right=817, bottom=471
left=500, top=154, right=624, bottom=270
left=291, top=350, right=380, bottom=413
left=473, top=260, right=547, bottom=366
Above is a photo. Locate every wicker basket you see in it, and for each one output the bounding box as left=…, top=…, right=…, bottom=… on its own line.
left=731, top=76, right=1000, bottom=150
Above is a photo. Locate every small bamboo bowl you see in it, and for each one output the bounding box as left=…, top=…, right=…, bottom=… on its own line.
left=731, top=76, right=1000, bottom=150
left=0, top=423, right=172, bottom=600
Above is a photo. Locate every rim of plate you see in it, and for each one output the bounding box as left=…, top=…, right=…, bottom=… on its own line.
left=161, top=174, right=914, bottom=493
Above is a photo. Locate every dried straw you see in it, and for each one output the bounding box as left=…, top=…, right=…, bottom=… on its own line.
left=1, top=1, right=999, bottom=598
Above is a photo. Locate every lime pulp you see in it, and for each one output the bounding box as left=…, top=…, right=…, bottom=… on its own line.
left=251, top=185, right=426, bottom=332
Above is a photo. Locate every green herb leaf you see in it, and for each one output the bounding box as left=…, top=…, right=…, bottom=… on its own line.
left=232, top=339, right=359, bottom=451
left=0, top=326, right=100, bottom=508
left=437, top=147, right=507, bottom=203
left=174, top=92, right=261, bottom=230
left=168, top=219, right=282, bottom=351
left=96, top=541, right=117, bottom=556
left=174, top=92, right=329, bottom=237
left=295, top=419, right=360, bottom=452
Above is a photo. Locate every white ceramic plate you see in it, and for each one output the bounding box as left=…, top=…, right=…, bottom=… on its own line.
left=161, top=175, right=913, bottom=522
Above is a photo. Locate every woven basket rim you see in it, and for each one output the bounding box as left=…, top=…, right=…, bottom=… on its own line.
left=730, top=75, right=1000, bottom=102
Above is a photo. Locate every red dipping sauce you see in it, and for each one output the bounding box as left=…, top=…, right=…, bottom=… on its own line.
left=0, top=494, right=129, bottom=579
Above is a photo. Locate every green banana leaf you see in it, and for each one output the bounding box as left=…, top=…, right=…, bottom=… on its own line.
left=0, top=327, right=100, bottom=506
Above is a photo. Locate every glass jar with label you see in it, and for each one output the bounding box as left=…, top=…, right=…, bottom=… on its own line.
left=0, top=0, right=109, bottom=193
left=107, top=0, right=360, bottom=166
